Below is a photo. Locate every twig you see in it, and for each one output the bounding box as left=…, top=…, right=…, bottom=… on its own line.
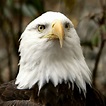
left=0, top=66, right=3, bottom=83
left=92, top=0, right=106, bottom=87
left=92, top=35, right=106, bottom=87
left=0, top=4, right=13, bottom=81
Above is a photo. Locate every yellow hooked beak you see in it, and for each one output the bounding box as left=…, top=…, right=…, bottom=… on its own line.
left=42, top=20, right=64, bottom=48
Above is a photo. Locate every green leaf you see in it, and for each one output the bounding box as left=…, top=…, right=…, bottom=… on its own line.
left=91, top=34, right=100, bottom=47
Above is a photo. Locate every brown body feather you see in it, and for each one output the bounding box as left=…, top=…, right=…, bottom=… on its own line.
left=0, top=80, right=106, bottom=106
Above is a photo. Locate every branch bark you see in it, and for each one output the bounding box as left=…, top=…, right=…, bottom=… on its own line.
left=92, top=37, right=106, bottom=86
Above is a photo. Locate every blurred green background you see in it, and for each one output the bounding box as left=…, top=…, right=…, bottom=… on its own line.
left=0, top=0, right=106, bottom=95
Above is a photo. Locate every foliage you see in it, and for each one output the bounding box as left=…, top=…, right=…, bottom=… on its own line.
left=0, top=0, right=44, bottom=82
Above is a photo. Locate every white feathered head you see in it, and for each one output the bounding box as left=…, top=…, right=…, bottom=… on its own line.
left=15, top=12, right=91, bottom=93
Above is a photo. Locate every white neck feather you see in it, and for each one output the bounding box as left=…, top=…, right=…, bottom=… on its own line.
left=15, top=31, right=91, bottom=93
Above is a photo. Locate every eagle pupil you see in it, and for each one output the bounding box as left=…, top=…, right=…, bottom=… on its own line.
left=40, top=26, right=43, bottom=29
left=65, top=23, right=70, bottom=29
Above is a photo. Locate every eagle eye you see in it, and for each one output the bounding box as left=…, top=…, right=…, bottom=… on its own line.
left=64, top=22, right=70, bottom=30
left=38, top=25, right=45, bottom=32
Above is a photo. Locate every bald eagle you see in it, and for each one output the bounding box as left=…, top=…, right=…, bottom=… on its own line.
left=0, top=12, right=105, bottom=106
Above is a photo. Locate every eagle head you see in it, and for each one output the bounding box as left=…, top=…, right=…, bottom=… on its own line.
left=15, top=12, right=91, bottom=93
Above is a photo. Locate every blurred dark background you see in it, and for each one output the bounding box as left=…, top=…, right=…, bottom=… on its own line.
left=0, top=0, right=106, bottom=95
